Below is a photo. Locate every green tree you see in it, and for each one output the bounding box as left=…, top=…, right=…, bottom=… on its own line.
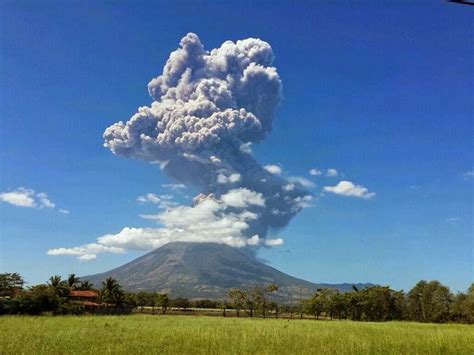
left=303, top=288, right=332, bottom=320
left=12, top=285, right=60, bottom=315
left=47, top=275, right=69, bottom=297
left=407, top=280, right=452, bottom=323
left=330, top=291, right=347, bottom=320
left=171, top=297, right=190, bottom=310
left=101, top=277, right=125, bottom=308
left=463, top=284, right=474, bottom=324
left=247, top=284, right=278, bottom=318
left=451, top=283, right=474, bottom=324
left=0, top=272, right=24, bottom=297
left=155, top=293, right=169, bottom=314
left=228, top=288, right=247, bottom=317
left=67, top=274, right=81, bottom=290
left=78, top=280, right=94, bottom=291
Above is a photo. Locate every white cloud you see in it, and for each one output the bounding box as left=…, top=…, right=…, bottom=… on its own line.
left=48, top=188, right=286, bottom=260
left=326, top=168, right=338, bottom=177
left=247, top=235, right=260, bottom=246
left=309, top=168, right=322, bottom=176
left=264, top=238, right=283, bottom=246
left=162, top=183, right=187, bottom=190
left=36, top=192, right=55, bottom=208
left=0, top=188, right=60, bottom=210
left=47, top=243, right=125, bottom=260
left=289, top=176, right=315, bottom=188
left=137, top=193, right=177, bottom=209
left=324, top=181, right=375, bottom=199
left=283, top=183, right=295, bottom=191
left=264, top=164, right=282, bottom=175
left=59, top=209, right=70, bottom=214
left=0, top=188, right=36, bottom=207
left=221, top=188, right=265, bottom=208
left=217, top=173, right=241, bottom=184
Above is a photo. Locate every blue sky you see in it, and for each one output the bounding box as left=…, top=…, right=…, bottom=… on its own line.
left=0, top=1, right=472, bottom=292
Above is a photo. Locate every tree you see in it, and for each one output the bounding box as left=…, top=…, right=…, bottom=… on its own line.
left=79, top=280, right=94, bottom=291
left=101, top=277, right=125, bottom=308
left=47, top=275, right=69, bottom=297
left=228, top=289, right=247, bottom=317
left=450, top=283, right=474, bottom=324
left=407, top=281, right=452, bottom=323
left=12, top=285, right=60, bottom=315
left=462, top=284, right=474, bottom=324
left=303, top=288, right=327, bottom=320
left=171, top=297, right=190, bottom=310
left=0, top=272, right=24, bottom=297
left=155, top=293, right=169, bottom=314
left=133, top=291, right=158, bottom=312
left=330, top=291, right=347, bottom=320
left=67, top=274, right=81, bottom=290
left=246, top=284, right=278, bottom=318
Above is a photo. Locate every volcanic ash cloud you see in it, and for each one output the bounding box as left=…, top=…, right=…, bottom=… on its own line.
left=48, top=33, right=312, bottom=260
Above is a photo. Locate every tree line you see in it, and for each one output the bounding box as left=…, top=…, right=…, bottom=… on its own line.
left=0, top=272, right=472, bottom=323
left=297, top=281, right=473, bottom=323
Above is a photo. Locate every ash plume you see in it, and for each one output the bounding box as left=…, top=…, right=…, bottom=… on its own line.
left=48, top=33, right=312, bottom=260
left=104, top=33, right=310, bottom=240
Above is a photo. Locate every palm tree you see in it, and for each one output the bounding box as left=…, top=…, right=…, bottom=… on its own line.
left=48, top=275, right=62, bottom=289
left=47, top=275, right=68, bottom=297
left=79, top=280, right=94, bottom=290
left=101, top=277, right=124, bottom=308
left=67, top=274, right=81, bottom=290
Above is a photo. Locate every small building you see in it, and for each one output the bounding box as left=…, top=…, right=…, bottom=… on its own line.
left=68, top=290, right=100, bottom=310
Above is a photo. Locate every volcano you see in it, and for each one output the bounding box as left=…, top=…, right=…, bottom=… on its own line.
left=83, top=242, right=371, bottom=300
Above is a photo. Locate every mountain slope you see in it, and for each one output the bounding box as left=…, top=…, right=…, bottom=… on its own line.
left=83, top=242, right=371, bottom=300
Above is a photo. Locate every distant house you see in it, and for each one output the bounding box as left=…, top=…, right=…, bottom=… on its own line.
left=68, top=290, right=100, bottom=309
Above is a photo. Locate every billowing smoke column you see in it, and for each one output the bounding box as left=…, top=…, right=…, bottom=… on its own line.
left=104, top=33, right=309, bottom=250
left=46, top=33, right=312, bottom=260
left=104, top=33, right=310, bottom=246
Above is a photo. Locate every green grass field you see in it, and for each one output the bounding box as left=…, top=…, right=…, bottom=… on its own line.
left=1, top=315, right=473, bottom=354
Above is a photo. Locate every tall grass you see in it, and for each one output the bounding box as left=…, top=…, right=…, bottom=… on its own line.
left=1, top=315, right=472, bottom=354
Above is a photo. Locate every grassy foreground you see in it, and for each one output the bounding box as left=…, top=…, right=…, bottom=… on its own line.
left=1, top=315, right=473, bottom=354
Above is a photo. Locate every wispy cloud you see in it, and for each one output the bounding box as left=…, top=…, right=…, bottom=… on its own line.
left=0, top=188, right=62, bottom=210
left=326, top=168, right=338, bottom=177
left=463, top=170, right=474, bottom=179
left=162, top=183, right=187, bottom=190
left=47, top=243, right=125, bottom=260
left=309, top=168, right=322, bottom=176
left=137, top=193, right=178, bottom=209
left=324, top=181, right=375, bottom=199
left=289, top=176, right=315, bottom=188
